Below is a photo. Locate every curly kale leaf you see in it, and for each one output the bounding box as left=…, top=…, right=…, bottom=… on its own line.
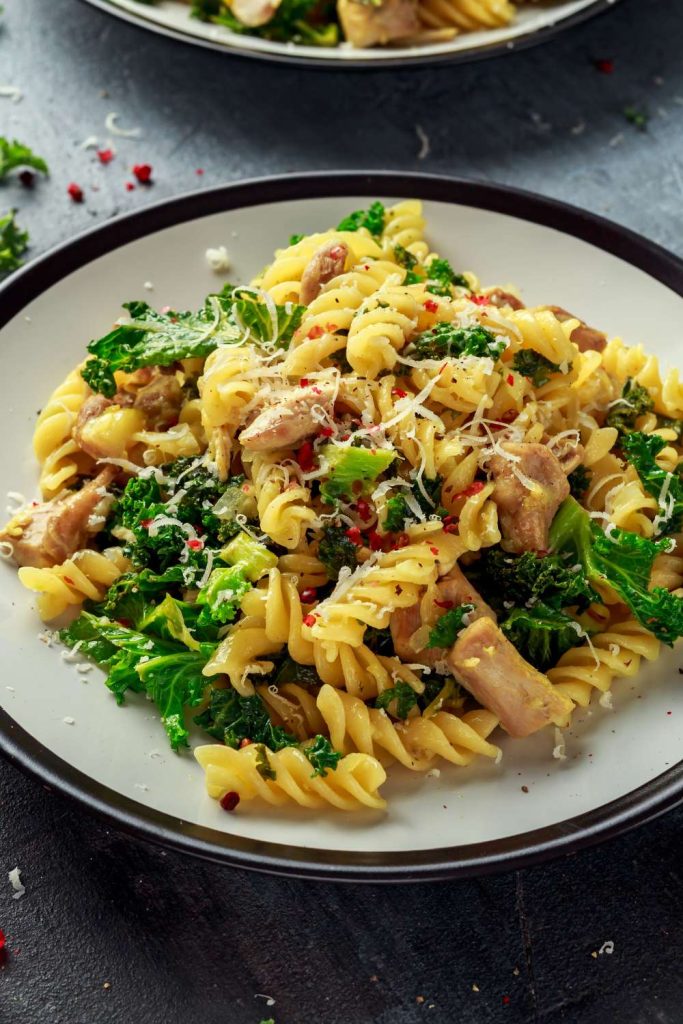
left=424, top=257, right=469, bottom=296
left=479, top=548, right=600, bottom=613
left=568, top=464, right=592, bottom=500
left=511, top=349, right=564, bottom=387
left=0, top=137, right=48, bottom=180
left=318, top=523, right=359, bottom=581
left=427, top=604, right=474, bottom=649
left=81, top=288, right=304, bottom=396
left=412, top=322, right=505, bottom=361
left=374, top=681, right=419, bottom=719
left=304, top=735, right=342, bottom=777
left=383, top=476, right=442, bottom=532
left=336, top=201, right=385, bottom=237
left=500, top=603, right=586, bottom=672
left=622, top=431, right=683, bottom=535
left=193, top=687, right=296, bottom=751
left=0, top=210, right=28, bottom=277
left=605, top=378, right=654, bottom=437
left=550, top=497, right=683, bottom=645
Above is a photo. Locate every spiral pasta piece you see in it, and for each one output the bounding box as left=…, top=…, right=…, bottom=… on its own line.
left=420, top=0, right=514, bottom=31
left=33, top=367, right=93, bottom=499
left=18, top=547, right=131, bottom=621
left=195, top=743, right=387, bottom=810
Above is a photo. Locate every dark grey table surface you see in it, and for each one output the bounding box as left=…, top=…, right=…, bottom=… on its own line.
left=1, top=0, right=683, bottom=1021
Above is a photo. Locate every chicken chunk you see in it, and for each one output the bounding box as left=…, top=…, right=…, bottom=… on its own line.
left=239, top=382, right=336, bottom=452
left=545, top=306, right=607, bottom=353
left=299, top=241, right=349, bottom=306
left=490, top=442, right=570, bottom=554
left=338, top=0, right=419, bottom=48
left=448, top=617, right=573, bottom=738
left=0, top=467, right=118, bottom=569
left=486, top=288, right=524, bottom=311
left=391, top=563, right=496, bottom=666
left=133, top=371, right=184, bottom=430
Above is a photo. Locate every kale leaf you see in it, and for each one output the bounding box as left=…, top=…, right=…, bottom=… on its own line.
left=193, top=687, right=296, bottom=751
left=550, top=497, right=683, bottom=645
left=500, top=603, right=586, bottom=672
left=511, top=350, right=564, bottom=387
left=336, top=201, right=385, bottom=237
left=374, top=681, right=419, bottom=719
left=605, top=378, right=654, bottom=436
left=412, top=322, right=505, bottom=361
left=479, top=547, right=599, bottom=613
left=622, top=431, right=683, bottom=535
left=0, top=137, right=48, bottom=180
left=304, top=735, right=342, bottom=777
left=424, top=257, right=469, bottom=296
left=0, top=209, right=28, bottom=276
left=383, top=476, right=442, bottom=532
left=427, top=604, right=474, bottom=649
left=318, top=523, right=359, bottom=581
left=568, top=464, right=592, bottom=500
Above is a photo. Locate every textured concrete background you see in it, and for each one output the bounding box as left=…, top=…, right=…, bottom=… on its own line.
left=1, top=0, right=683, bottom=1022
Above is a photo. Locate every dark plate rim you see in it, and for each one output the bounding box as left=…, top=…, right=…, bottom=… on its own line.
left=1, top=170, right=683, bottom=882
left=78, top=0, right=622, bottom=70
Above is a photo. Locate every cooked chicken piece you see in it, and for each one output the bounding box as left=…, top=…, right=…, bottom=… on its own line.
left=239, top=382, right=336, bottom=452
left=391, top=563, right=496, bottom=665
left=448, top=617, right=573, bottom=738
left=133, top=371, right=184, bottom=430
left=230, top=0, right=281, bottom=27
left=486, top=288, right=524, bottom=311
left=490, top=442, right=569, bottom=554
left=299, top=241, right=349, bottom=306
left=545, top=305, right=607, bottom=353
left=0, top=467, right=118, bottom=569
left=338, top=0, right=419, bottom=48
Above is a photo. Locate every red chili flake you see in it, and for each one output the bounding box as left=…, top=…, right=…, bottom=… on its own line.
left=125, top=182, right=135, bottom=192
left=186, top=538, right=204, bottom=551
left=196, top=168, right=205, bottom=176
left=319, top=426, right=334, bottom=437
left=325, top=323, right=338, bottom=333
left=423, top=299, right=439, bottom=313
left=140, top=518, right=153, bottom=529
left=219, top=791, right=240, bottom=812
left=363, top=264, right=370, bottom=270
left=31, top=500, right=39, bottom=507
left=368, top=531, right=384, bottom=551
left=239, top=738, right=252, bottom=748
left=0, top=928, right=6, bottom=961
left=594, top=58, right=614, bottom=74
left=340, top=433, right=350, bottom=442
left=506, top=374, right=515, bottom=386
left=500, top=409, right=518, bottom=424
left=296, top=440, right=315, bottom=472
left=63, top=576, right=75, bottom=586
left=435, top=598, right=454, bottom=609
left=345, top=526, right=363, bottom=545
left=307, top=324, right=325, bottom=340
left=19, top=170, right=35, bottom=188
left=356, top=499, right=372, bottom=522
left=311, top=386, right=322, bottom=395
left=429, top=546, right=440, bottom=556
left=443, top=523, right=459, bottom=534
left=97, top=148, right=114, bottom=165
left=442, top=514, right=454, bottom=526
left=470, top=294, right=489, bottom=306
left=299, top=378, right=309, bottom=387
left=454, top=481, right=485, bottom=501
left=67, top=182, right=84, bottom=203
left=667, top=710, right=673, bottom=716
left=329, top=245, right=346, bottom=260
left=587, top=607, right=604, bottom=622
left=303, top=613, right=317, bottom=627
left=502, top=995, right=510, bottom=1006
left=395, top=532, right=410, bottom=548
left=132, top=163, right=153, bottom=184
left=392, top=387, right=408, bottom=399
left=300, top=587, right=318, bottom=603
left=117, top=618, right=132, bottom=628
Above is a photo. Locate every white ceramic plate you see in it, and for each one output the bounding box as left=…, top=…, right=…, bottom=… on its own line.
left=80, top=0, right=619, bottom=68
left=1, top=173, right=682, bottom=880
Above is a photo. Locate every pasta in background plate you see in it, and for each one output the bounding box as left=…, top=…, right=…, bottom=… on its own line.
left=4, top=198, right=683, bottom=815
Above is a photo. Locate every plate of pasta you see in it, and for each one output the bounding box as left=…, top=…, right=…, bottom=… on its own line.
left=81, top=0, right=619, bottom=66
left=1, top=173, right=682, bottom=880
